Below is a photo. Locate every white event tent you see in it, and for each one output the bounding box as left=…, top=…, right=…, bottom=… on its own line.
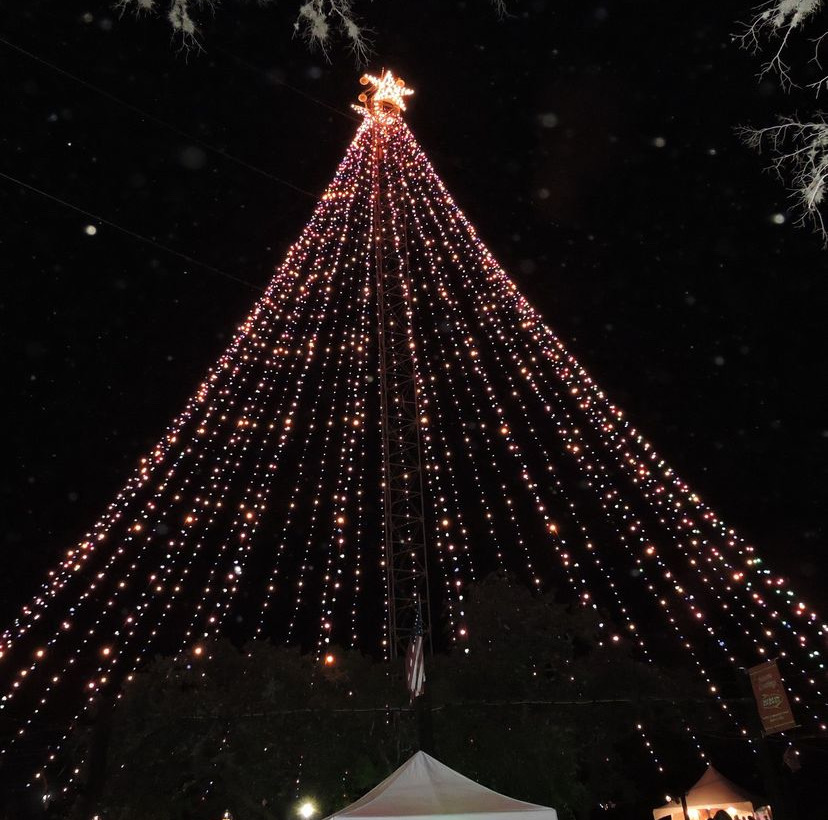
left=652, top=765, right=764, bottom=820
left=324, top=751, right=559, bottom=820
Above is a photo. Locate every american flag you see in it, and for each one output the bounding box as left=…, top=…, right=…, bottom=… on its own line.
left=405, top=607, right=425, bottom=700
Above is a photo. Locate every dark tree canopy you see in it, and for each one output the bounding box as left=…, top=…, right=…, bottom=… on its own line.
left=67, top=575, right=732, bottom=820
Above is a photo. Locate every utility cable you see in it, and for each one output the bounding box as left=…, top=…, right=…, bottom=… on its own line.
left=214, top=44, right=359, bottom=123
left=0, top=169, right=268, bottom=293
left=0, top=34, right=319, bottom=200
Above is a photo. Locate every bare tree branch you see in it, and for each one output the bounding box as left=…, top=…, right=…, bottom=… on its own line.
left=739, top=116, right=828, bottom=241
left=112, top=0, right=502, bottom=60
left=737, top=0, right=824, bottom=89
left=734, top=3, right=828, bottom=242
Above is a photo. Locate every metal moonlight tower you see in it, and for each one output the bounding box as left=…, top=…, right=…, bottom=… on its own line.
left=358, top=71, right=432, bottom=660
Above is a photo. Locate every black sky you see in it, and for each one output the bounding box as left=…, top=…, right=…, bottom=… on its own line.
left=2, top=0, right=827, bottom=623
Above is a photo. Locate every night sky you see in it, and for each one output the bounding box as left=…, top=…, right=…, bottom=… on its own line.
left=2, top=0, right=827, bottom=627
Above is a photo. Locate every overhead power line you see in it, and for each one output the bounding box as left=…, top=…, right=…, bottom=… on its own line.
left=0, top=169, right=266, bottom=293
left=0, top=34, right=318, bottom=199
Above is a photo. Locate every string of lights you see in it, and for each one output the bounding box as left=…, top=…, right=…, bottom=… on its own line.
left=396, top=122, right=761, bottom=739
left=394, top=120, right=813, bottom=692
left=388, top=122, right=761, bottom=761
left=440, top=175, right=818, bottom=724
left=388, top=113, right=828, bottom=748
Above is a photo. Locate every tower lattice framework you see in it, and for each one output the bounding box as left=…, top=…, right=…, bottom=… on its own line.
left=362, top=71, right=432, bottom=659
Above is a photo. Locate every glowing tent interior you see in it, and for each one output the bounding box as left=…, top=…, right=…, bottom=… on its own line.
left=323, top=751, right=559, bottom=820
left=652, top=765, right=765, bottom=820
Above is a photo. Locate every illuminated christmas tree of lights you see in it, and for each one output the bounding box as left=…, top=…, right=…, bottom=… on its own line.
left=1, top=71, right=826, bottom=796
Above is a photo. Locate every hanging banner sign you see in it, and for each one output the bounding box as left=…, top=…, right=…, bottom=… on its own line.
left=748, top=659, right=797, bottom=735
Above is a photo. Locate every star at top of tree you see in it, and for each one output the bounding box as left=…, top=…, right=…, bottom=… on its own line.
left=358, top=70, right=414, bottom=117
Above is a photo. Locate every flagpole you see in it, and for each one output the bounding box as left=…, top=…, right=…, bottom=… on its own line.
left=415, top=687, right=435, bottom=755
left=405, top=598, right=434, bottom=754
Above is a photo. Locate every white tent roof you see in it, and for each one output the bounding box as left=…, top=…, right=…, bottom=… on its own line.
left=652, top=765, right=761, bottom=820
left=325, top=751, right=558, bottom=820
